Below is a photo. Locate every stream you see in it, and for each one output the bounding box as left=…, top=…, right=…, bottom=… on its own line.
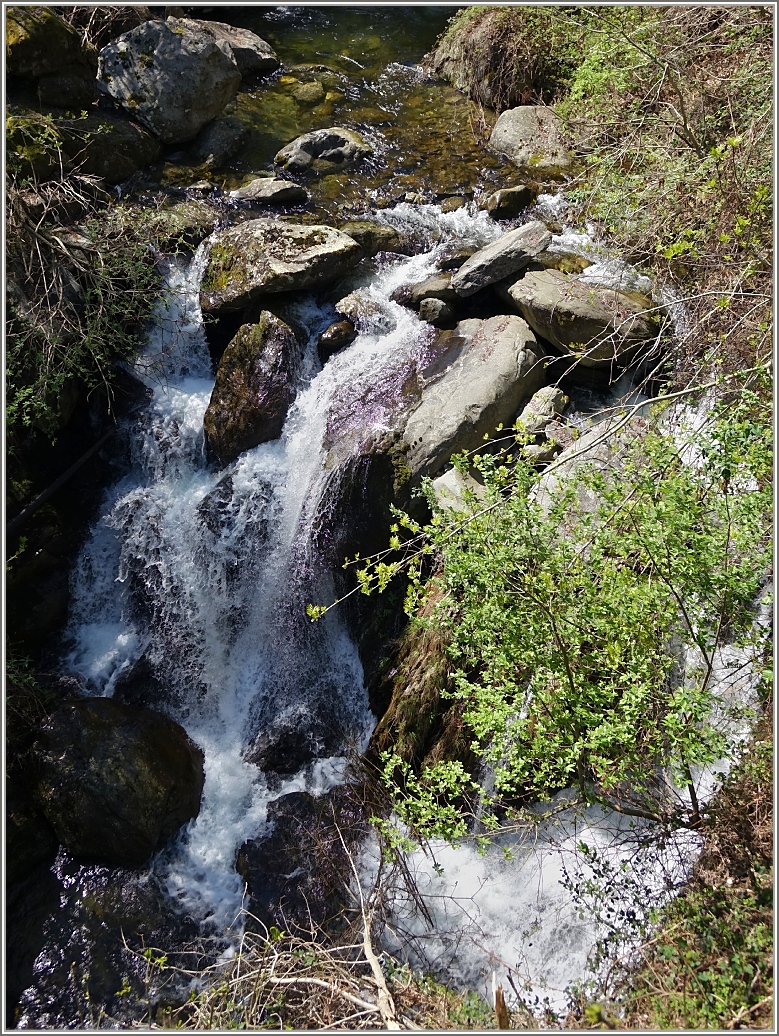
left=9, top=7, right=765, bottom=1029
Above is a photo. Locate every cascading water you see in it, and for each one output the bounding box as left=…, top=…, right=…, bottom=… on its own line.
left=57, top=205, right=504, bottom=942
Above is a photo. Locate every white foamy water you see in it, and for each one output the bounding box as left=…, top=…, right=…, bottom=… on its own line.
left=61, top=208, right=501, bottom=934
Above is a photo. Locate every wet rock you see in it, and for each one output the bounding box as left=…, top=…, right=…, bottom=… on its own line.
left=404, top=314, right=545, bottom=479
left=244, top=717, right=342, bottom=778
left=484, top=183, right=539, bottom=219
left=334, top=288, right=396, bottom=334
left=229, top=177, right=309, bottom=205
left=204, top=313, right=304, bottom=465
left=503, top=267, right=659, bottom=368
left=489, top=106, right=575, bottom=176
left=440, top=195, right=467, bottom=212
left=317, top=319, right=357, bottom=363
left=33, top=697, right=205, bottom=867
left=236, top=786, right=366, bottom=933
left=189, top=18, right=279, bottom=77
left=450, top=219, right=551, bottom=296
left=6, top=6, right=98, bottom=108
left=292, top=80, right=326, bottom=105
left=275, top=126, right=373, bottom=175
left=200, top=220, right=362, bottom=313
left=191, top=114, right=248, bottom=170
left=339, top=220, right=411, bottom=258
left=112, top=653, right=167, bottom=711
left=98, top=18, right=242, bottom=144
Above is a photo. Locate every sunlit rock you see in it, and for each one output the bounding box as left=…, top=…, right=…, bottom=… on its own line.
left=503, top=267, right=659, bottom=368
left=201, top=220, right=362, bottom=312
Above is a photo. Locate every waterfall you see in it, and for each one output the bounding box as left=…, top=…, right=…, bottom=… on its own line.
left=60, top=205, right=503, bottom=935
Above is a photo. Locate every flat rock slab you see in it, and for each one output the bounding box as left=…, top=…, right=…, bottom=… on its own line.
left=504, top=267, right=658, bottom=368
left=403, top=314, right=545, bottom=479
left=229, top=177, right=309, bottom=204
left=200, top=219, right=362, bottom=312
left=450, top=220, right=551, bottom=296
left=489, top=106, right=574, bottom=175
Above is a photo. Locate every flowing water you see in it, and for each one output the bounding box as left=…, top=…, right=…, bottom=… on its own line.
left=11, top=7, right=766, bottom=1028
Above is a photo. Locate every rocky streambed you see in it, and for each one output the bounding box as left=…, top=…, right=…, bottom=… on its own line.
left=6, top=7, right=679, bottom=1029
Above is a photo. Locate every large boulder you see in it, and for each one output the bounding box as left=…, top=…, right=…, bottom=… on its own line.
left=450, top=220, right=551, bottom=296
left=275, top=126, right=373, bottom=175
left=6, top=6, right=98, bottom=108
left=33, top=697, right=204, bottom=867
left=489, top=106, right=574, bottom=175
left=204, top=313, right=304, bottom=465
left=97, top=18, right=242, bottom=144
left=186, top=18, right=280, bottom=76
left=201, top=220, right=362, bottom=314
left=404, top=314, right=545, bottom=479
left=503, top=267, right=659, bottom=368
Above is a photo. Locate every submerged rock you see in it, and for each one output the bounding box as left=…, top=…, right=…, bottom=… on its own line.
left=33, top=697, right=204, bottom=867
left=204, top=313, right=304, bottom=465
left=489, top=106, right=574, bottom=175
left=275, top=126, right=373, bottom=175
left=98, top=18, right=242, bottom=144
left=201, top=220, right=362, bottom=313
left=503, top=267, right=659, bottom=368
left=450, top=219, right=551, bottom=296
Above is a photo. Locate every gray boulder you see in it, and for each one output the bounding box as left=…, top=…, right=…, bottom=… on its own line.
left=229, top=177, right=309, bottom=205
left=431, top=466, right=486, bottom=513
left=504, top=267, right=659, bottom=368
left=98, top=18, right=242, bottom=144
left=489, top=106, right=574, bottom=175
left=515, top=385, right=569, bottom=436
left=404, top=314, right=545, bottom=479
left=34, top=697, right=204, bottom=867
left=450, top=220, right=551, bottom=296
left=187, top=18, right=279, bottom=76
left=419, top=298, right=457, bottom=328
left=275, top=126, right=373, bottom=175
left=201, top=220, right=362, bottom=313
left=204, top=313, right=304, bottom=465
